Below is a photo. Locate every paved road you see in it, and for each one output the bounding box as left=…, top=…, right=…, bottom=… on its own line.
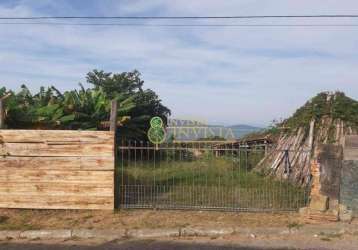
left=0, top=240, right=333, bottom=250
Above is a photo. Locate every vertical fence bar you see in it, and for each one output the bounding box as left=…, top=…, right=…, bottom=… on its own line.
left=120, top=140, right=124, bottom=207
left=238, top=146, right=241, bottom=210
left=231, top=142, right=234, bottom=210
left=188, top=142, right=193, bottom=207
left=165, top=141, right=169, bottom=208
left=134, top=140, right=137, bottom=205
left=245, top=147, right=248, bottom=210
left=171, top=143, right=175, bottom=208
left=139, top=141, right=143, bottom=206
left=145, top=141, right=149, bottom=207
left=179, top=143, right=183, bottom=207
left=207, top=142, right=210, bottom=208
left=158, top=144, right=161, bottom=207
left=152, top=142, right=154, bottom=208
left=198, top=142, right=203, bottom=208
left=126, top=140, right=131, bottom=207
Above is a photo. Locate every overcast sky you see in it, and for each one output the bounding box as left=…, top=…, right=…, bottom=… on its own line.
left=1, top=1, right=358, bottom=126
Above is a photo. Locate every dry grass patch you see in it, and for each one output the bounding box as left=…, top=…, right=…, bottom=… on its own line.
left=0, top=209, right=298, bottom=231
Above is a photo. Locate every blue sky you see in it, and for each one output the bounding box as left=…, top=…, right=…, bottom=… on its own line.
left=1, top=1, right=358, bottom=126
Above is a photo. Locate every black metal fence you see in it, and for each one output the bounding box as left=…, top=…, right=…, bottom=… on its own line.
left=116, top=141, right=309, bottom=211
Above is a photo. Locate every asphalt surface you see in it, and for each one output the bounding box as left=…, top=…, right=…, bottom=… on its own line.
left=0, top=240, right=332, bottom=250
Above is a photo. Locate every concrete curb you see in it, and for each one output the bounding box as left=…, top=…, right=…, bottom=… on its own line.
left=72, top=229, right=126, bottom=240
left=127, top=228, right=179, bottom=238
left=180, top=228, right=235, bottom=237
left=0, top=231, right=21, bottom=240
left=20, top=230, right=71, bottom=240
left=1, top=225, right=357, bottom=241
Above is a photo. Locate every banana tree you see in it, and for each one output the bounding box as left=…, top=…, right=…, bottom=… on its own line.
left=1, top=84, right=136, bottom=130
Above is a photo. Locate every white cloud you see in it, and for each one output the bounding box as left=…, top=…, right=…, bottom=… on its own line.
left=1, top=1, right=358, bottom=125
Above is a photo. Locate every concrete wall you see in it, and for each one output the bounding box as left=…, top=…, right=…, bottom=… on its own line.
left=341, top=161, right=358, bottom=216
left=317, top=144, right=343, bottom=201
left=341, top=135, right=358, bottom=216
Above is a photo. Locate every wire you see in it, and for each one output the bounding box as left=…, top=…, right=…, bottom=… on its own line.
left=1, top=15, right=358, bottom=20
left=1, top=22, right=358, bottom=27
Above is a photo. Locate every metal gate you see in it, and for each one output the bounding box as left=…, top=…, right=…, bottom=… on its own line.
left=116, top=141, right=308, bottom=211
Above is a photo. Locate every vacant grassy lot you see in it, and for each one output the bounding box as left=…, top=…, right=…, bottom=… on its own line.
left=119, top=151, right=308, bottom=211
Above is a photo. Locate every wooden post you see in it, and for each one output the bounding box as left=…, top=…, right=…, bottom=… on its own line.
left=264, top=140, right=268, bottom=156
left=110, top=100, right=119, bottom=209
left=110, top=100, right=118, bottom=132
left=0, top=99, right=4, bottom=129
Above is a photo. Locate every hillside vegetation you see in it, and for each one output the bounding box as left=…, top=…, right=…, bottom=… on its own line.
left=256, top=91, right=358, bottom=186
left=283, top=92, right=358, bottom=134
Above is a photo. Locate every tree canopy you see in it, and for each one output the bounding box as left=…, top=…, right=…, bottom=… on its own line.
left=0, top=70, right=170, bottom=140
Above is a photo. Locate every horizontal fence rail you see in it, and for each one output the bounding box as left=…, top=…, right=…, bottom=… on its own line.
left=117, top=141, right=309, bottom=212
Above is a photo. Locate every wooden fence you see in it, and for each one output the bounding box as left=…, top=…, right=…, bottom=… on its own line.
left=0, top=129, right=115, bottom=210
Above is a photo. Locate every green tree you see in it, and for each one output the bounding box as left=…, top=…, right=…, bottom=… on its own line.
left=85, top=70, right=171, bottom=140
left=0, top=69, right=170, bottom=141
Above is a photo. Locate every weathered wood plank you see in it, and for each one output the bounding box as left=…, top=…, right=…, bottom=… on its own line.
left=0, top=129, right=115, bottom=210
left=0, top=130, right=114, bottom=144
left=0, top=156, right=114, bottom=170
left=0, top=182, right=113, bottom=196
left=0, top=195, right=114, bottom=210
left=0, top=143, right=113, bottom=157
left=0, top=169, right=113, bottom=183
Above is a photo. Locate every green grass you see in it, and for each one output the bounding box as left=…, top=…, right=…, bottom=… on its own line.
left=119, top=154, right=308, bottom=211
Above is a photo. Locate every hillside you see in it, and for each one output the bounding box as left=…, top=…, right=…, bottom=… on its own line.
left=256, top=91, right=358, bottom=186
left=228, top=124, right=263, bottom=138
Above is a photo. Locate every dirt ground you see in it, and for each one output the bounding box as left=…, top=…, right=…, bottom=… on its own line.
left=0, top=209, right=300, bottom=230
